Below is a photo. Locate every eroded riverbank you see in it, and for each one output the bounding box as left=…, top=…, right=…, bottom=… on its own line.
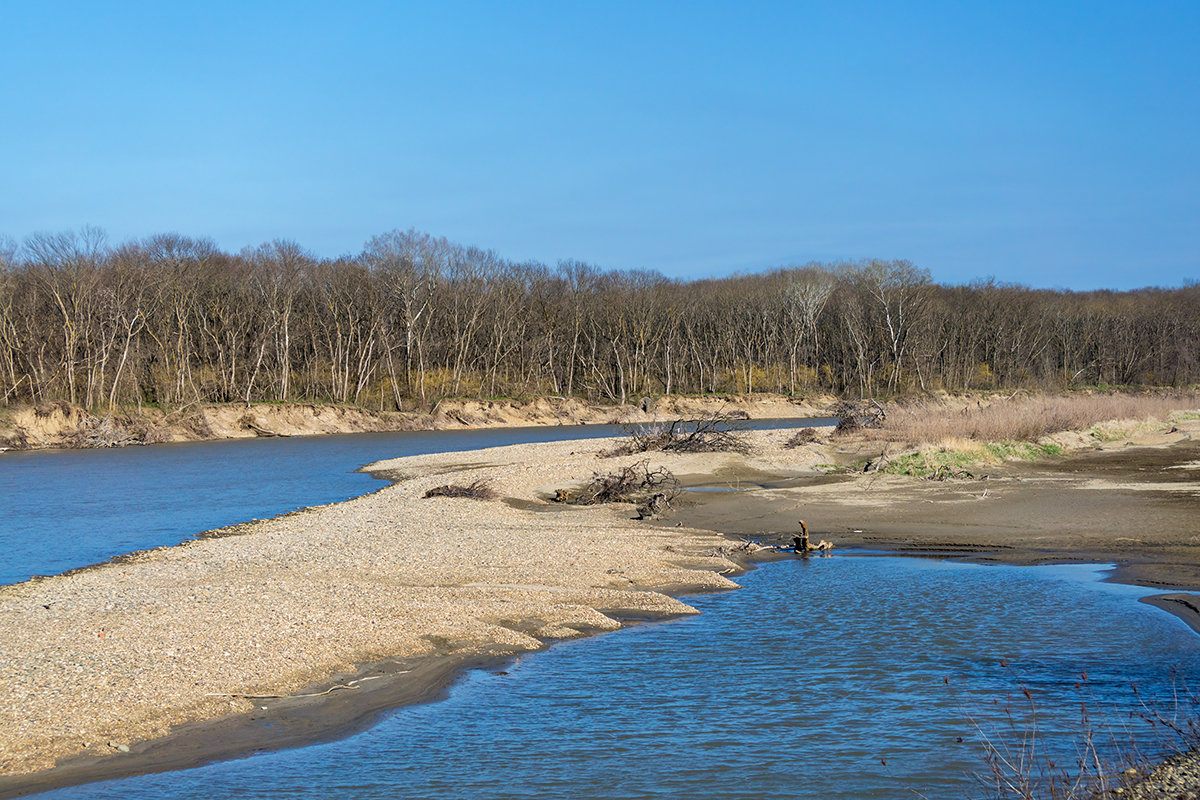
left=0, top=394, right=830, bottom=451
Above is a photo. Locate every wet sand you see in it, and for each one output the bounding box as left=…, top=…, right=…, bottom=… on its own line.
left=694, top=444, right=1198, bottom=569
left=663, top=421, right=1200, bottom=622
left=2, top=415, right=1198, bottom=797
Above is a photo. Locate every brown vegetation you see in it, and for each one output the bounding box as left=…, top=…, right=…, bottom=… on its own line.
left=782, top=427, right=821, bottom=448
left=1, top=228, right=1198, bottom=414
left=832, top=398, right=887, bottom=433
left=554, top=461, right=679, bottom=507
left=604, top=413, right=751, bottom=456
left=969, top=670, right=1200, bottom=799
left=422, top=479, right=497, bottom=500
left=860, top=392, right=1200, bottom=448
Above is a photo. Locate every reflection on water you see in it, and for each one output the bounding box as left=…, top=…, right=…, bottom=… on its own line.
left=0, top=417, right=835, bottom=585
left=36, top=557, right=1200, bottom=800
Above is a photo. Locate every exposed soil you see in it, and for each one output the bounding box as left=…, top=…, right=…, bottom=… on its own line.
left=0, top=393, right=833, bottom=451
left=663, top=435, right=1200, bottom=590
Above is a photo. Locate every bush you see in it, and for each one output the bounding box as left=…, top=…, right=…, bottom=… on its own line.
left=832, top=399, right=887, bottom=434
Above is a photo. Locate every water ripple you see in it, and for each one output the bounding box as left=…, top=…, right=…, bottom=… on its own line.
left=35, top=556, right=1200, bottom=800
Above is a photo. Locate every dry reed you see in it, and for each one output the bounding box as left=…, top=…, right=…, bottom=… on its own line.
left=859, top=393, right=1200, bottom=448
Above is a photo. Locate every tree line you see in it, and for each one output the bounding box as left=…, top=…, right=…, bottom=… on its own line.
left=0, top=227, right=1196, bottom=411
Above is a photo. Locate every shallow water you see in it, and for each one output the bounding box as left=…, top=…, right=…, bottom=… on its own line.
left=34, top=556, right=1200, bottom=800
left=0, top=417, right=834, bottom=585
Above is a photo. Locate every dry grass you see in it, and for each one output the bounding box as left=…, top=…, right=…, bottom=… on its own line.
left=857, top=393, right=1200, bottom=448
left=967, top=668, right=1200, bottom=799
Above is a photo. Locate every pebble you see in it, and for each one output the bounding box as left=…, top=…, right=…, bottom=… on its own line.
left=0, top=434, right=771, bottom=777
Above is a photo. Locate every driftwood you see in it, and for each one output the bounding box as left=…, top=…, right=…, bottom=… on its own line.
left=240, top=414, right=284, bottom=437
left=636, top=491, right=670, bottom=520
left=605, top=413, right=751, bottom=457
left=424, top=479, right=497, bottom=500
left=71, top=415, right=161, bottom=448
left=783, top=427, right=820, bottom=448
left=792, top=520, right=834, bottom=555
left=926, top=466, right=973, bottom=481
left=833, top=399, right=886, bottom=434
left=554, top=461, right=679, bottom=508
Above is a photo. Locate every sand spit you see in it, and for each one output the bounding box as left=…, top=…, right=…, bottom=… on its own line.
left=0, top=434, right=804, bottom=784
left=4, top=409, right=1199, bottom=796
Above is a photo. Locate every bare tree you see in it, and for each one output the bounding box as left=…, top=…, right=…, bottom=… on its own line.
left=785, top=265, right=836, bottom=391
left=0, top=227, right=1195, bottom=414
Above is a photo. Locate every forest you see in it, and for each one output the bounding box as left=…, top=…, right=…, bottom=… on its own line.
left=0, top=227, right=1196, bottom=411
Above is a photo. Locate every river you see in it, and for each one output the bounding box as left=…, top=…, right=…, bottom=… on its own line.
left=0, top=418, right=833, bottom=586
left=4, top=420, right=1197, bottom=797
left=27, top=556, right=1200, bottom=799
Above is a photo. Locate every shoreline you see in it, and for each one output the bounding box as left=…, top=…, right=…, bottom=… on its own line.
left=2, top=413, right=1198, bottom=797
left=0, top=600, right=716, bottom=799
left=0, top=556, right=764, bottom=799
left=0, top=650, right=499, bottom=798
left=0, top=394, right=833, bottom=452
left=0, top=433, right=762, bottom=793
left=7, top=546, right=1195, bottom=799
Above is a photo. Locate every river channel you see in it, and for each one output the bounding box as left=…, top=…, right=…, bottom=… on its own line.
left=27, top=557, right=1200, bottom=799
left=0, top=418, right=832, bottom=585
left=5, top=420, right=1196, bottom=797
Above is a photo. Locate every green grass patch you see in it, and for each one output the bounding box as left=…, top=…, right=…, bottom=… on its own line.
left=816, top=460, right=871, bottom=474
left=881, top=440, right=1063, bottom=479
left=982, top=441, right=1063, bottom=460
left=882, top=450, right=976, bottom=479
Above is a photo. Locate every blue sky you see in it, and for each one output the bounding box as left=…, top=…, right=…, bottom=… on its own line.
left=1, top=1, right=1197, bottom=289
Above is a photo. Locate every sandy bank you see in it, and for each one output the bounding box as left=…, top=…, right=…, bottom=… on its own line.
left=0, top=432, right=782, bottom=794
left=0, top=393, right=832, bottom=451
left=662, top=415, right=1200, bottom=630
left=3, top=407, right=1198, bottom=796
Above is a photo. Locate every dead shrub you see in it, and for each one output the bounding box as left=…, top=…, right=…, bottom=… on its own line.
left=831, top=399, right=886, bottom=434
left=182, top=412, right=215, bottom=439
left=423, top=479, right=497, bottom=500
left=33, top=400, right=74, bottom=418
left=783, top=428, right=820, bottom=448
left=554, top=460, right=679, bottom=507
left=605, top=413, right=750, bottom=456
